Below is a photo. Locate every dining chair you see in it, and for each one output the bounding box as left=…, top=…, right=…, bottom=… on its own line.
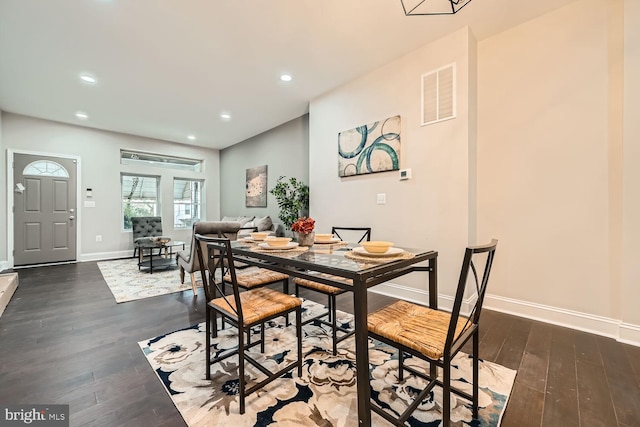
left=293, top=226, right=371, bottom=355
left=194, top=234, right=303, bottom=414
left=331, top=226, right=371, bottom=244
left=367, top=239, right=497, bottom=427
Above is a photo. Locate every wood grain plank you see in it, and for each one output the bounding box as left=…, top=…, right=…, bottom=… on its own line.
left=541, top=326, right=579, bottom=427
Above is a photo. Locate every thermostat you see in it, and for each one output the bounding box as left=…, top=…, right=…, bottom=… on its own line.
left=399, top=168, right=412, bottom=181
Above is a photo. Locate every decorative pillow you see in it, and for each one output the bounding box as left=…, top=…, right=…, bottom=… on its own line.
left=253, top=215, right=273, bottom=232
left=236, top=216, right=255, bottom=226
left=237, top=221, right=255, bottom=236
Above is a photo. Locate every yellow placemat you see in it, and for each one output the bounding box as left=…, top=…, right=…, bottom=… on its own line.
left=344, top=249, right=415, bottom=263
left=250, top=246, right=309, bottom=257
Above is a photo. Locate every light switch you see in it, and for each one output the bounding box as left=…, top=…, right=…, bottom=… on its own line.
left=376, top=193, right=386, bottom=204
left=84, top=201, right=96, bottom=208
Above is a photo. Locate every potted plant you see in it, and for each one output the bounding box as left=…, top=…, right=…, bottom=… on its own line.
left=269, top=176, right=310, bottom=231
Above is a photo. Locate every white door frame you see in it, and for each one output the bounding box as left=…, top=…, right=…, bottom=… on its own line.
left=6, top=149, right=82, bottom=268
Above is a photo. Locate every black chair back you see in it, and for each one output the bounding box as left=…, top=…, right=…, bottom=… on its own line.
left=446, top=239, right=498, bottom=355
left=331, top=226, right=371, bottom=243
left=194, top=235, right=244, bottom=325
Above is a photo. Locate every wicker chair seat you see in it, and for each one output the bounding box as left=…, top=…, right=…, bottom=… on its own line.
left=367, top=300, right=470, bottom=360
left=293, top=274, right=351, bottom=295
left=224, top=269, right=289, bottom=289
left=211, top=287, right=301, bottom=326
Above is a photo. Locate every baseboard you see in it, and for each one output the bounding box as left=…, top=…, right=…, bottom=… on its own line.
left=370, top=283, right=640, bottom=347
left=80, top=250, right=133, bottom=262
left=0, top=260, right=10, bottom=273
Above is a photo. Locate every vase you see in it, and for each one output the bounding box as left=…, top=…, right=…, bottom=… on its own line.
left=296, top=231, right=315, bottom=247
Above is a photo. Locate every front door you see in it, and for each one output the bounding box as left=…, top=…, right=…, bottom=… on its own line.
left=13, top=153, right=77, bottom=266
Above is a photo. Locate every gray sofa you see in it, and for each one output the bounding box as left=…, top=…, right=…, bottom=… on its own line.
left=222, top=215, right=284, bottom=237
left=176, top=221, right=242, bottom=293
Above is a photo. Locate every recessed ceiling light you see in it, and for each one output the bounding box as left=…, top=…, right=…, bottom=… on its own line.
left=75, top=111, right=89, bottom=120
left=220, top=112, right=231, bottom=121
left=79, top=73, right=97, bottom=84
left=187, top=135, right=196, bottom=141
left=280, top=74, right=292, bottom=82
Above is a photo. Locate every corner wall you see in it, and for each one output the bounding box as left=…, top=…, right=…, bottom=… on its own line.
left=220, top=115, right=309, bottom=228
left=0, top=111, right=6, bottom=270
left=309, top=27, right=476, bottom=304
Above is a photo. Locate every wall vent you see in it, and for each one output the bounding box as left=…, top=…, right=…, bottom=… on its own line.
left=421, top=63, right=456, bottom=126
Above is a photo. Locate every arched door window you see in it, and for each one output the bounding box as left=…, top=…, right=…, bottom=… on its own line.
left=23, top=160, right=70, bottom=177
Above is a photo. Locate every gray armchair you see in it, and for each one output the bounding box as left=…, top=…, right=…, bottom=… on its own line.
left=131, top=216, right=169, bottom=258
left=177, top=221, right=242, bottom=294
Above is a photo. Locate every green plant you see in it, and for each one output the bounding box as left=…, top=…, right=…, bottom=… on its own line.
left=269, top=176, right=309, bottom=229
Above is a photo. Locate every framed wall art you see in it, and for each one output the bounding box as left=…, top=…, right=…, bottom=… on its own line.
left=338, top=115, right=401, bottom=177
left=245, top=165, right=268, bottom=207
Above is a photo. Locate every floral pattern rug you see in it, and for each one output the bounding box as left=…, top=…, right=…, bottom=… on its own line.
left=98, top=258, right=195, bottom=303
left=139, top=300, right=516, bottom=426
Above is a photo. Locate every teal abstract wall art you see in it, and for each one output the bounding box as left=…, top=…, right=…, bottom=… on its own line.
left=338, top=115, right=401, bottom=177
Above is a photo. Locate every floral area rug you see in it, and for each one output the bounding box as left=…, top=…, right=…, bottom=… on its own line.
left=139, top=300, right=516, bottom=426
left=97, top=258, right=196, bottom=303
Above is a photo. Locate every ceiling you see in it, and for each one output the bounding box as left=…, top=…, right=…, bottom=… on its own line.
left=0, top=0, right=576, bottom=150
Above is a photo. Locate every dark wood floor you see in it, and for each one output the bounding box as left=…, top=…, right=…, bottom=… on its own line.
left=1, top=262, right=639, bottom=427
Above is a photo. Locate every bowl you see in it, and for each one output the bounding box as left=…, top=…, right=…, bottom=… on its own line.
left=250, top=232, right=270, bottom=241
left=315, top=233, right=334, bottom=242
left=265, top=237, right=292, bottom=247
left=360, top=241, right=394, bottom=254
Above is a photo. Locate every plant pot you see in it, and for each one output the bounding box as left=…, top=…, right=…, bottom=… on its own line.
left=295, top=231, right=315, bottom=247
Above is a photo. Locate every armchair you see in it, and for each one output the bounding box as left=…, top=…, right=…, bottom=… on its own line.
left=176, top=221, right=242, bottom=293
left=131, top=216, right=169, bottom=258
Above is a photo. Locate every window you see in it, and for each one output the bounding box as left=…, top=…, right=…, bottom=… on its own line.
left=23, top=160, right=69, bottom=177
left=122, top=174, right=159, bottom=230
left=174, top=179, right=202, bottom=228
left=120, top=150, right=202, bottom=172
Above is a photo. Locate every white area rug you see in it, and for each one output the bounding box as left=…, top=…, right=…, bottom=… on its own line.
left=139, top=300, right=517, bottom=426
left=98, top=258, right=196, bottom=303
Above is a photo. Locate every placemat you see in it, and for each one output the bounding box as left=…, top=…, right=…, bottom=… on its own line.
left=344, top=249, right=415, bottom=263
left=249, top=246, right=310, bottom=257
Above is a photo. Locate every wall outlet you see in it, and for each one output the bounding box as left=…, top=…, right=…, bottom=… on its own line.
left=96, top=235, right=102, bottom=242
left=376, top=193, right=386, bottom=204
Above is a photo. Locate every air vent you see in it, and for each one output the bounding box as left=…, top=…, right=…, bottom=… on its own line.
left=421, top=63, right=456, bottom=126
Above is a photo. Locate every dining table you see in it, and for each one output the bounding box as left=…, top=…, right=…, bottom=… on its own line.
left=230, top=238, right=438, bottom=426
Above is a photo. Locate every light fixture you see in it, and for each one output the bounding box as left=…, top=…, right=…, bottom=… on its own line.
left=400, top=0, right=472, bottom=15
left=75, top=111, right=89, bottom=120
left=220, top=112, right=231, bottom=121
left=79, top=73, right=97, bottom=84
left=280, top=74, right=292, bottom=82
left=187, top=135, right=196, bottom=141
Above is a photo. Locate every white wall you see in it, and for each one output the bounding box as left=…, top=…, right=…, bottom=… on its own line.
left=1, top=113, right=221, bottom=263
left=0, top=111, right=5, bottom=269
left=309, top=27, right=475, bottom=305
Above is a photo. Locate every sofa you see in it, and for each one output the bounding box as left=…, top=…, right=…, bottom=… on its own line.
left=221, top=215, right=284, bottom=237
left=176, top=221, right=242, bottom=293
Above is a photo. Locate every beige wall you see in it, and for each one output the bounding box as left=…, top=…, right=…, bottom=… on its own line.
left=1, top=113, right=221, bottom=263
left=478, top=0, right=611, bottom=315
left=309, top=27, right=476, bottom=305
left=310, top=0, right=639, bottom=343
left=622, top=0, right=640, bottom=330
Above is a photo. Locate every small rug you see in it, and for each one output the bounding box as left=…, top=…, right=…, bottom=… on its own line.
left=98, top=258, right=196, bottom=303
left=139, top=300, right=516, bottom=426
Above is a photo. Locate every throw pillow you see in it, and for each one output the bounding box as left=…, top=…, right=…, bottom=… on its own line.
left=238, top=221, right=255, bottom=236
left=253, top=215, right=273, bottom=232
left=236, top=216, right=255, bottom=226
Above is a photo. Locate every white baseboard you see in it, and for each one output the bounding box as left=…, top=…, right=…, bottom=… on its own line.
left=79, top=250, right=133, bottom=262
left=0, top=260, right=10, bottom=272
left=369, top=283, right=640, bottom=347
